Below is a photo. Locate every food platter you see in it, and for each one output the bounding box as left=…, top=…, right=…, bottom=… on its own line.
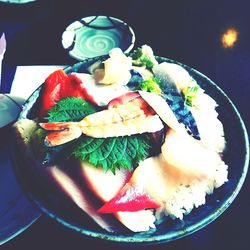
left=13, top=55, right=249, bottom=245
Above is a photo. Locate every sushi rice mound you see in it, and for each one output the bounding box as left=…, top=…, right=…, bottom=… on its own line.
left=158, top=162, right=228, bottom=220
left=156, top=92, right=228, bottom=220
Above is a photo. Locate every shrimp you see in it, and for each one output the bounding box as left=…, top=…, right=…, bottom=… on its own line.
left=40, top=98, right=164, bottom=147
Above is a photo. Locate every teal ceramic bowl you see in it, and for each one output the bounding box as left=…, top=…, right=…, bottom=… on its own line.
left=13, top=56, right=249, bottom=245
left=62, top=16, right=135, bottom=61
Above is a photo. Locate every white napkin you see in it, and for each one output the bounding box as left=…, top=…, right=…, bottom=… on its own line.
left=10, top=65, right=65, bottom=99
left=0, top=33, right=7, bottom=90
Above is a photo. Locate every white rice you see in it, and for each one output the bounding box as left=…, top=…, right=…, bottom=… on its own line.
left=155, top=89, right=228, bottom=221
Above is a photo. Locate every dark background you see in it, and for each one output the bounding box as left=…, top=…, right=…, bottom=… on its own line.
left=0, top=0, right=249, bottom=249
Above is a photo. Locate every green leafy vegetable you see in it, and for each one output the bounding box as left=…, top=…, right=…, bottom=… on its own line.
left=140, top=77, right=162, bottom=94
left=183, top=85, right=200, bottom=107
left=72, top=134, right=151, bottom=174
left=131, top=46, right=157, bottom=69
left=46, top=97, right=97, bottom=122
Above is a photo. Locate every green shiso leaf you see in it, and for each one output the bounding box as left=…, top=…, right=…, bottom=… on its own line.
left=72, top=134, right=151, bottom=174
left=46, top=97, right=97, bottom=122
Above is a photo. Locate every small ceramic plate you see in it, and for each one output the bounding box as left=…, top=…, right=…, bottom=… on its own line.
left=0, top=94, right=40, bottom=245
left=62, top=16, right=135, bottom=60
left=0, top=94, right=24, bottom=128
left=13, top=56, right=249, bottom=245
left=0, top=0, right=36, bottom=3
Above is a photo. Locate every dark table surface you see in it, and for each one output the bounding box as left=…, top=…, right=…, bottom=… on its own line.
left=0, top=0, right=250, bottom=249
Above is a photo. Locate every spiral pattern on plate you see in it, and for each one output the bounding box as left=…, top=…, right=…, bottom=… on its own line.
left=74, top=29, right=120, bottom=59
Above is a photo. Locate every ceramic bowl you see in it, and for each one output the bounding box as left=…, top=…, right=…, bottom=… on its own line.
left=13, top=55, right=249, bottom=245
left=62, top=16, right=135, bottom=61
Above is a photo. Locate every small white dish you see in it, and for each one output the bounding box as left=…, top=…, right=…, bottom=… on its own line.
left=62, top=16, right=135, bottom=61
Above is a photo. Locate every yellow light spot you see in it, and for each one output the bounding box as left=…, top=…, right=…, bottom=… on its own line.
left=221, top=28, right=239, bottom=48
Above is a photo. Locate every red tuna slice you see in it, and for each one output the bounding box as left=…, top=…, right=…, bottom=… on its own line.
left=97, top=155, right=177, bottom=214
left=98, top=182, right=160, bottom=213
left=39, top=69, right=68, bottom=118
left=39, top=71, right=98, bottom=119
left=60, top=74, right=85, bottom=99
left=79, top=162, right=158, bottom=232
left=79, top=161, right=159, bottom=213
left=80, top=161, right=160, bottom=214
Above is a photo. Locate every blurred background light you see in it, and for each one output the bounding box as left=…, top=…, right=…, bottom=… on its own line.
left=221, top=27, right=239, bottom=48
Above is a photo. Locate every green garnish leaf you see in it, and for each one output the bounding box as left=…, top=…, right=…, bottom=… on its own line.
left=131, top=47, right=156, bottom=69
left=183, top=85, right=200, bottom=107
left=46, top=97, right=97, bottom=122
left=140, top=77, right=162, bottom=95
left=72, top=134, right=151, bottom=174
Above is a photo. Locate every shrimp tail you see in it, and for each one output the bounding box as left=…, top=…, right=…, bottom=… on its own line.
left=40, top=122, right=82, bottom=147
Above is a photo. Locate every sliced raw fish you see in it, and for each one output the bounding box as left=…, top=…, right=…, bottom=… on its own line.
left=161, top=129, right=226, bottom=183
left=79, top=162, right=157, bottom=232
left=80, top=161, right=132, bottom=202
left=104, top=129, right=228, bottom=221
left=152, top=62, right=194, bottom=92
left=189, top=92, right=226, bottom=152
left=73, top=73, right=129, bottom=106
left=152, top=63, right=200, bottom=139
